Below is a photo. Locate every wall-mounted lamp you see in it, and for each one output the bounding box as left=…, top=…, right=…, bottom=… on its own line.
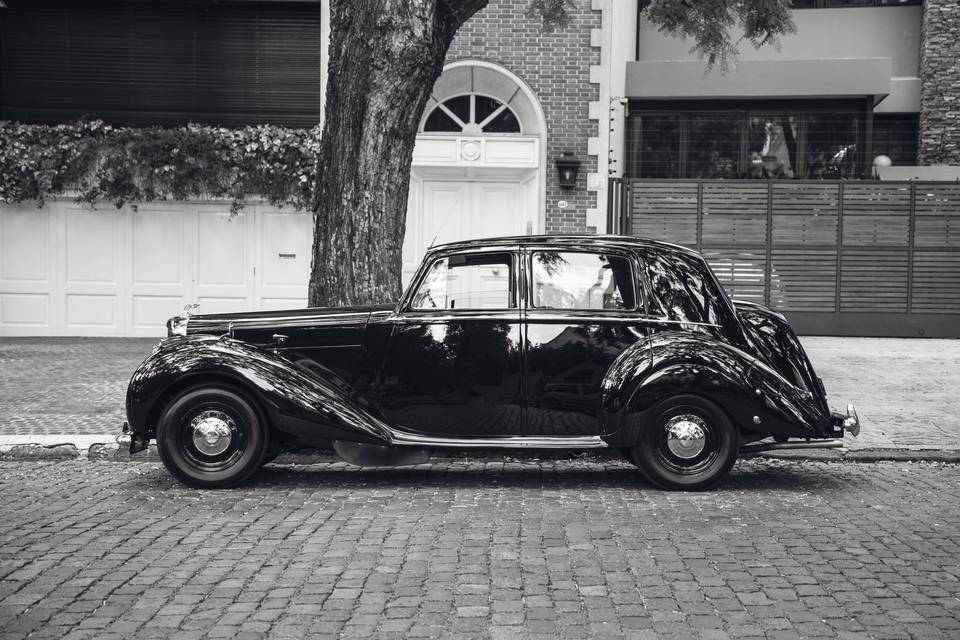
left=555, top=152, right=581, bottom=189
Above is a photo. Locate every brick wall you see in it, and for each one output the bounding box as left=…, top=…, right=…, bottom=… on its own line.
left=449, top=0, right=602, bottom=233
left=919, top=0, right=960, bottom=165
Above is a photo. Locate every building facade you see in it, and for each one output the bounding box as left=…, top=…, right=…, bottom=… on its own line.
left=1, top=0, right=957, bottom=336
left=606, top=0, right=959, bottom=338
left=0, top=0, right=612, bottom=335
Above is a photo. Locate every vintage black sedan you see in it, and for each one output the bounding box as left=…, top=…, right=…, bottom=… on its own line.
left=125, top=235, right=860, bottom=490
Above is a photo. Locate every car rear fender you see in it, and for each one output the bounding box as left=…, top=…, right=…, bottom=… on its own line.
left=126, top=335, right=392, bottom=448
left=735, top=300, right=830, bottom=415
left=600, top=332, right=831, bottom=447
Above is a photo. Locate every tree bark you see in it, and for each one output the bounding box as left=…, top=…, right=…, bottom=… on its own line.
left=308, top=0, right=488, bottom=307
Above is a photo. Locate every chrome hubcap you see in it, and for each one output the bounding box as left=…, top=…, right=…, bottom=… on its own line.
left=190, top=411, right=234, bottom=456
left=664, top=415, right=707, bottom=459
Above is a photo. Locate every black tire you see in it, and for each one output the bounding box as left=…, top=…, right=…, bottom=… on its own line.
left=630, top=394, right=738, bottom=491
left=156, top=386, right=267, bottom=489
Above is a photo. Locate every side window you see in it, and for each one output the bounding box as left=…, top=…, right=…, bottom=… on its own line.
left=411, top=253, right=513, bottom=310
left=645, top=250, right=727, bottom=325
left=531, top=251, right=637, bottom=311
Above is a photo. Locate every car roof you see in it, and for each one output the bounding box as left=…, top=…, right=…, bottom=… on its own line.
left=426, top=234, right=703, bottom=259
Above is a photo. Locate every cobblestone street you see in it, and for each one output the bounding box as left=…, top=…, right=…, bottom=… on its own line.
left=0, top=338, right=156, bottom=437
left=1, top=458, right=958, bottom=639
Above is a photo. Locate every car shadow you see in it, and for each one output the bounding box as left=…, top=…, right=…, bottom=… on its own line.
left=232, top=458, right=854, bottom=493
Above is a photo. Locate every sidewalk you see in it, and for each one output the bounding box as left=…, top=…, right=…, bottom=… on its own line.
left=0, top=335, right=958, bottom=451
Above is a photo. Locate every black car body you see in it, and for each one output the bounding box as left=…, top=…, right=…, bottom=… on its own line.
left=125, top=235, right=860, bottom=490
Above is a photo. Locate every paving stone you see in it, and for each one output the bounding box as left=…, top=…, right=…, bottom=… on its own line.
left=1, top=458, right=959, bottom=639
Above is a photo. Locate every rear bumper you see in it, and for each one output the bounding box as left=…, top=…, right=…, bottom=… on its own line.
left=831, top=404, right=861, bottom=438
left=740, top=405, right=860, bottom=454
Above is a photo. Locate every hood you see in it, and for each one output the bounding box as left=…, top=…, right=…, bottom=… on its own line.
left=168, top=304, right=395, bottom=337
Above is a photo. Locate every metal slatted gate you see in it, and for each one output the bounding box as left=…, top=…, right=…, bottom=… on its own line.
left=608, top=179, right=960, bottom=338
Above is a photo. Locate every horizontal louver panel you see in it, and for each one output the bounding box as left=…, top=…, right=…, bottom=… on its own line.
left=914, top=183, right=960, bottom=215
left=0, top=1, right=323, bottom=126
left=704, top=250, right=767, bottom=304
left=770, top=249, right=837, bottom=312
left=911, top=251, right=960, bottom=313
left=631, top=182, right=699, bottom=246
left=840, top=250, right=909, bottom=312
left=623, top=179, right=960, bottom=334
left=914, top=184, right=960, bottom=248
left=841, top=184, right=911, bottom=246
left=771, top=184, right=839, bottom=245
left=702, top=185, right=767, bottom=245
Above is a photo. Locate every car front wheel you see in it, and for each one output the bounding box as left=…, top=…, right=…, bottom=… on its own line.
left=156, top=386, right=267, bottom=489
left=629, top=394, right=738, bottom=491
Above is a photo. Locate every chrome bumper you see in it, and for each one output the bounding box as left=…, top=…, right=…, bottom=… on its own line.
left=119, top=421, right=150, bottom=454
left=828, top=404, right=860, bottom=438
left=840, top=404, right=860, bottom=437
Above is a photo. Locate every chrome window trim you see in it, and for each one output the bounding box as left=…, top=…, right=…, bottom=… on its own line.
left=389, top=312, right=522, bottom=325
left=522, top=313, right=721, bottom=328
left=388, top=312, right=721, bottom=328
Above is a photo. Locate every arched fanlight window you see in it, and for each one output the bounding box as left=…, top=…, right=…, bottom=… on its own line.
left=423, top=93, right=521, bottom=134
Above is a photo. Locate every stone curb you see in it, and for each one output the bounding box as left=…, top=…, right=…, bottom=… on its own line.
left=0, top=442, right=959, bottom=464
left=753, top=448, right=960, bottom=463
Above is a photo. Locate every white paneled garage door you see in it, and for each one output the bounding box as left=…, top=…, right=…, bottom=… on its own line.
left=0, top=200, right=313, bottom=337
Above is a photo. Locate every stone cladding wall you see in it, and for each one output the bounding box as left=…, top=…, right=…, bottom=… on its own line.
left=919, top=0, right=960, bottom=164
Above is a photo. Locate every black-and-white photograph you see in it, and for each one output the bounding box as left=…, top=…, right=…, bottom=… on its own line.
left=1, top=0, right=958, bottom=638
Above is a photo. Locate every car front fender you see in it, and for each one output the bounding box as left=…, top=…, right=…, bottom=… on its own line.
left=126, top=335, right=393, bottom=448
left=600, top=331, right=832, bottom=447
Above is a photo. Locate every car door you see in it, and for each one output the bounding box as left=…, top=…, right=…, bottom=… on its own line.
left=376, top=248, right=524, bottom=437
left=522, top=246, right=650, bottom=437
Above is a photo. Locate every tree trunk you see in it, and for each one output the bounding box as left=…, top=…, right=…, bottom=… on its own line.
left=308, top=0, right=488, bottom=307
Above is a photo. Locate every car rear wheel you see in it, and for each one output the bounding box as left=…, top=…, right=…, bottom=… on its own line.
left=630, top=394, right=738, bottom=491
left=156, top=386, right=267, bottom=489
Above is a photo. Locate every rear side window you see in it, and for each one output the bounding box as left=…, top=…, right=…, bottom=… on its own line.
left=411, top=252, right=514, bottom=310
left=644, top=250, right=728, bottom=325
left=531, top=251, right=637, bottom=311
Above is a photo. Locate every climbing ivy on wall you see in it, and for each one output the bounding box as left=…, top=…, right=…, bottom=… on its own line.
left=0, top=119, right=321, bottom=214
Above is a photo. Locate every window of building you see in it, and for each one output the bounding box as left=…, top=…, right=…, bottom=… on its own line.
left=872, top=114, right=919, bottom=167
left=423, top=94, right=522, bottom=134
left=411, top=253, right=514, bottom=310
left=531, top=252, right=637, bottom=311
left=626, top=102, right=870, bottom=179
left=0, top=0, right=323, bottom=127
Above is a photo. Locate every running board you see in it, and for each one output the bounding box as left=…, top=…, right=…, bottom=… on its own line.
left=740, top=439, right=843, bottom=454
left=389, top=432, right=608, bottom=449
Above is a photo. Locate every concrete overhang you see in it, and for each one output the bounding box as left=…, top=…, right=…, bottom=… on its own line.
left=625, top=58, right=893, bottom=101
left=875, top=77, right=920, bottom=113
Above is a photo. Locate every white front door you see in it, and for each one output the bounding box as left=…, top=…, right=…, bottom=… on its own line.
left=402, top=180, right=524, bottom=286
